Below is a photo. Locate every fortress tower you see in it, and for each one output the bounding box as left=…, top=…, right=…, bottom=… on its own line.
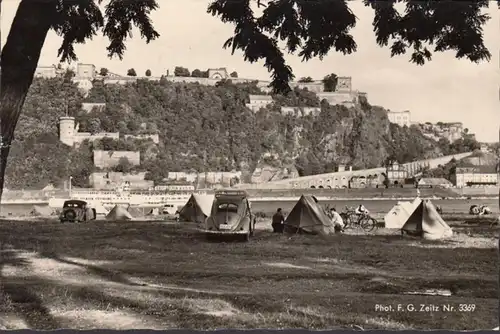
left=336, top=77, right=352, bottom=92
left=59, top=116, right=75, bottom=146
left=76, top=63, right=96, bottom=80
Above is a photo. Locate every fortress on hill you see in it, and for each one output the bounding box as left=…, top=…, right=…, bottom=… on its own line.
left=39, top=63, right=468, bottom=132
left=36, top=63, right=367, bottom=109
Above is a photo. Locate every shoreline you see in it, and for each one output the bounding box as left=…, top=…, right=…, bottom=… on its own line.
left=0, top=195, right=498, bottom=206
left=250, top=196, right=500, bottom=202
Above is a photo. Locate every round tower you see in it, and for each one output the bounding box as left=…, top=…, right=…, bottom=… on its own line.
left=59, top=116, right=75, bottom=146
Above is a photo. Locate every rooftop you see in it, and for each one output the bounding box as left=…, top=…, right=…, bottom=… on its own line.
left=456, top=166, right=498, bottom=174
left=249, top=94, right=273, bottom=100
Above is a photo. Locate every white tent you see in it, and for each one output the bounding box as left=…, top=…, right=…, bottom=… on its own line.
left=106, top=205, right=133, bottom=220
left=179, top=194, right=215, bottom=223
left=31, top=205, right=54, bottom=217
left=401, top=199, right=453, bottom=240
left=384, top=198, right=421, bottom=229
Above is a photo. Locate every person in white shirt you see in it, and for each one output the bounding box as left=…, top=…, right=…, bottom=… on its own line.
left=329, top=207, right=344, bottom=233
left=479, top=205, right=491, bottom=216
left=354, top=204, right=369, bottom=216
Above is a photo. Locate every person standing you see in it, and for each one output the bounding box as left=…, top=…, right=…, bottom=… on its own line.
left=271, top=208, right=285, bottom=233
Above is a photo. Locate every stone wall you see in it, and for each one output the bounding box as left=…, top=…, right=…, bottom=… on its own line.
left=74, top=132, right=120, bottom=145
left=93, top=150, right=141, bottom=169
left=167, top=171, right=242, bottom=184
left=280, top=107, right=321, bottom=117
left=81, top=103, right=106, bottom=113
left=124, top=134, right=160, bottom=144
left=317, top=92, right=355, bottom=105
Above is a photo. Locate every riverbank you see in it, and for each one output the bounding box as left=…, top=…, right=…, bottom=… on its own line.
left=250, top=196, right=499, bottom=202
left=0, top=195, right=498, bottom=206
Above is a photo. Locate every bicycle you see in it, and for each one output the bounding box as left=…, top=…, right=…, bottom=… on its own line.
left=340, top=206, right=378, bottom=232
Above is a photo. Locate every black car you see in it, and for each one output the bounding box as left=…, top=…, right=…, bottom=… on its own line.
left=60, top=200, right=96, bottom=223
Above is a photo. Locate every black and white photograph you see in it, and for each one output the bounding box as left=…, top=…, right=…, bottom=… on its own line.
left=0, top=0, right=499, bottom=331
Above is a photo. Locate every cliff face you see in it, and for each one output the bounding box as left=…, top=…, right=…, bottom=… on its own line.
left=7, top=77, right=443, bottom=189
left=261, top=101, right=439, bottom=178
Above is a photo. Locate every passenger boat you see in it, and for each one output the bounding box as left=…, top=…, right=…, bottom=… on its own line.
left=48, top=184, right=209, bottom=211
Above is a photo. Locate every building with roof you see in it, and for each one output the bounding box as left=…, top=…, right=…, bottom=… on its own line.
left=386, top=162, right=409, bottom=185
left=420, top=122, right=465, bottom=143
left=34, top=65, right=64, bottom=78
left=455, top=166, right=498, bottom=187
left=387, top=110, right=411, bottom=127
left=246, top=95, right=274, bottom=112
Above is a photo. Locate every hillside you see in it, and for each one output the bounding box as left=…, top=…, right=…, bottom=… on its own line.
left=4, top=75, right=476, bottom=189
left=460, top=151, right=498, bottom=166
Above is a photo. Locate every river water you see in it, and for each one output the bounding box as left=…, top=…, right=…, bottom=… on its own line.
left=1, top=198, right=498, bottom=217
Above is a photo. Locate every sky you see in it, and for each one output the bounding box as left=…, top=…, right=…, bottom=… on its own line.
left=1, top=0, right=499, bottom=142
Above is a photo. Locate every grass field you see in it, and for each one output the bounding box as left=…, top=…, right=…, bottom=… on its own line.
left=0, top=218, right=498, bottom=330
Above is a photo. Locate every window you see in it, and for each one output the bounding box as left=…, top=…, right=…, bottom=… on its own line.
left=217, top=203, right=239, bottom=213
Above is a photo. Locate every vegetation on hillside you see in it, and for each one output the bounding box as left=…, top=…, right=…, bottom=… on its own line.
left=4, top=76, right=480, bottom=189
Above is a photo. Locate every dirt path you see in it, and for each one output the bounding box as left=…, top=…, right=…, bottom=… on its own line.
left=1, top=250, right=178, bottom=329
left=0, top=249, right=419, bottom=330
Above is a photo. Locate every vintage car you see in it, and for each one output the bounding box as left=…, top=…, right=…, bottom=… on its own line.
left=203, top=190, right=256, bottom=241
left=60, top=200, right=96, bottom=223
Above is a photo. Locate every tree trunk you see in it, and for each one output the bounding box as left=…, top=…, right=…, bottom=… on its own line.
left=0, top=0, right=57, bottom=203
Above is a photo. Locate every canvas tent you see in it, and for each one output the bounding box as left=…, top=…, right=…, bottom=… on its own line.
left=127, top=206, right=145, bottom=218
left=401, top=199, right=453, bottom=240
left=384, top=198, right=421, bottom=229
left=284, top=195, right=335, bottom=235
left=179, top=194, right=215, bottom=223
left=106, top=205, right=133, bottom=220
